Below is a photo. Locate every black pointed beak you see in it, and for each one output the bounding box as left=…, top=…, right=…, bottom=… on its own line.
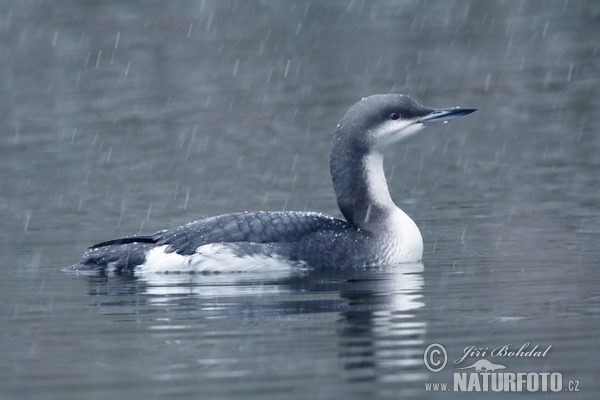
left=418, top=107, right=477, bottom=124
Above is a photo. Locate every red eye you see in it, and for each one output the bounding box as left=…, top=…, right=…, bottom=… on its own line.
left=390, top=112, right=400, bottom=120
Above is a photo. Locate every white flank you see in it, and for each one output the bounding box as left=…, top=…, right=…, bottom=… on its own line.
left=136, top=244, right=306, bottom=274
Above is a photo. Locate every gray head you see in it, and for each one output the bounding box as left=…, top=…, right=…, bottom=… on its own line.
left=333, top=94, right=476, bottom=153
left=330, top=94, right=476, bottom=229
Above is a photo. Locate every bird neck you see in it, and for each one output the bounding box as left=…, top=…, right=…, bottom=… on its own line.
left=330, top=140, right=398, bottom=233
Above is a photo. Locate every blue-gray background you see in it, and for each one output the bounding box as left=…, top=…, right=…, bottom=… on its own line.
left=1, top=1, right=598, bottom=399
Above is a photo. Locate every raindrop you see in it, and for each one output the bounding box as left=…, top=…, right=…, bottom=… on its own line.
left=206, top=12, right=214, bottom=32
left=541, top=20, right=549, bottom=37
left=95, top=50, right=102, bottom=68
left=183, top=187, right=190, bottom=210
left=566, top=62, right=574, bottom=82
left=232, top=59, right=239, bottom=77
left=191, top=124, right=197, bottom=141
left=124, top=60, right=131, bottom=76
left=303, top=2, right=310, bottom=17
left=364, top=204, right=372, bottom=224
left=118, top=200, right=126, bottom=227
left=38, top=280, right=46, bottom=295
left=186, top=22, right=194, bottom=38
left=52, top=30, right=58, bottom=47
left=24, top=211, right=31, bottom=232
left=138, top=220, right=146, bottom=235
left=484, top=73, right=491, bottom=91
left=71, top=127, right=77, bottom=144
left=114, top=31, right=120, bottom=49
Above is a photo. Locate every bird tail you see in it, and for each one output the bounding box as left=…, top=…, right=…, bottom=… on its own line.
left=88, top=235, right=157, bottom=248
left=68, top=235, right=157, bottom=274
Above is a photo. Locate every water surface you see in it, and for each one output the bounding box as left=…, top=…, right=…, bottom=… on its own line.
left=1, top=1, right=599, bottom=399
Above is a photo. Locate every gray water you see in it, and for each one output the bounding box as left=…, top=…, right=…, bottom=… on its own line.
left=1, top=1, right=599, bottom=399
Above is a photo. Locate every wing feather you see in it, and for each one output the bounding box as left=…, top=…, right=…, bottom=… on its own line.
left=154, top=211, right=351, bottom=255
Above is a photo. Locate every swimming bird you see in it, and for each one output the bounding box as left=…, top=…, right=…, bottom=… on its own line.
left=72, top=94, right=475, bottom=274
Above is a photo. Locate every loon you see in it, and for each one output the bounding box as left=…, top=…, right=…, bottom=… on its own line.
left=71, top=94, right=475, bottom=274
